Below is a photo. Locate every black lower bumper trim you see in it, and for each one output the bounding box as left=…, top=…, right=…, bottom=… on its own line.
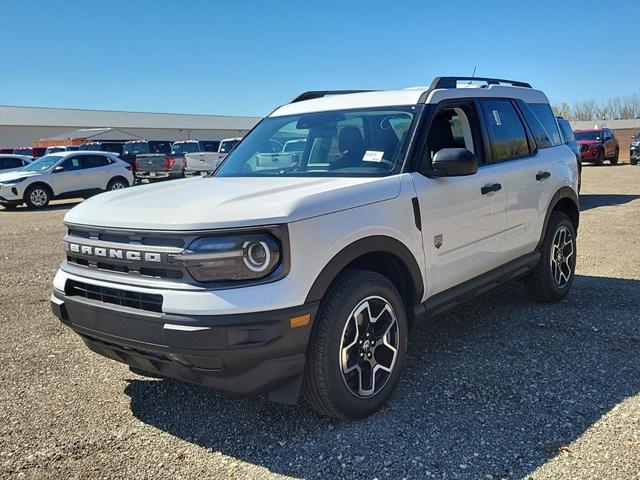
left=51, top=290, right=318, bottom=401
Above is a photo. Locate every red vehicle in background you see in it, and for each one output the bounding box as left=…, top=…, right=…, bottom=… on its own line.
left=13, top=146, right=47, bottom=158
left=0, top=148, right=14, bottom=154
left=575, top=128, right=619, bottom=165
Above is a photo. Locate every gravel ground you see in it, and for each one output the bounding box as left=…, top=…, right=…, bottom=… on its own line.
left=1, top=165, right=639, bottom=480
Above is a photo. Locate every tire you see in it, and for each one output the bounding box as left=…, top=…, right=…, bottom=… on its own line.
left=526, top=212, right=576, bottom=302
left=107, top=177, right=128, bottom=191
left=631, top=157, right=638, bottom=166
left=303, top=269, right=408, bottom=420
left=595, top=150, right=604, bottom=166
left=610, top=149, right=619, bottom=165
left=1, top=203, right=18, bottom=210
left=24, top=184, right=51, bottom=209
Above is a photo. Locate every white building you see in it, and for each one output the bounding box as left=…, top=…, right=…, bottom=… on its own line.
left=0, top=105, right=261, bottom=147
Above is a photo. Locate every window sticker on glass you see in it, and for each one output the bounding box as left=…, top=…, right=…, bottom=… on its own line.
left=362, top=150, right=384, bottom=162
left=492, top=110, right=502, bottom=126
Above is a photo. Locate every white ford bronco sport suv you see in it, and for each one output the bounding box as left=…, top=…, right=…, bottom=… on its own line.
left=51, top=77, right=579, bottom=419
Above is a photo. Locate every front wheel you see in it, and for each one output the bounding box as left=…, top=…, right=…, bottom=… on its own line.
left=24, top=184, right=51, bottom=209
left=303, top=270, right=408, bottom=420
left=610, top=149, right=619, bottom=165
left=631, top=157, right=638, bottom=166
left=527, top=212, right=576, bottom=302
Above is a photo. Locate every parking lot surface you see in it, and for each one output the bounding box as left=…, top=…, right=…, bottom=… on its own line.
left=1, top=165, right=639, bottom=480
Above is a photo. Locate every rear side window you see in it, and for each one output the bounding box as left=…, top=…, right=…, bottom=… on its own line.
left=527, top=103, right=562, bottom=146
left=1, top=157, right=24, bottom=169
left=82, top=155, right=111, bottom=168
left=480, top=100, right=530, bottom=162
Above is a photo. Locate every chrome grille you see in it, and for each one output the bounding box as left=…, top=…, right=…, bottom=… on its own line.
left=63, top=224, right=194, bottom=283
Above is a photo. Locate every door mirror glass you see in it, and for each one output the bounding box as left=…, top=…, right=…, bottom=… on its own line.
left=430, top=148, right=478, bottom=177
left=53, top=165, right=65, bottom=173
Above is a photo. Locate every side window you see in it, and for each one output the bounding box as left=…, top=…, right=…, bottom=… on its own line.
left=82, top=155, right=111, bottom=169
left=3, top=158, right=23, bottom=169
left=61, top=156, right=83, bottom=171
left=426, top=103, right=483, bottom=163
left=518, top=101, right=553, bottom=149
left=527, top=103, right=562, bottom=146
left=480, top=100, right=530, bottom=162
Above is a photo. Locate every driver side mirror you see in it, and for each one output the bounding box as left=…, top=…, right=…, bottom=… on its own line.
left=429, top=148, right=478, bottom=177
left=53, top=165, right=65, bottom=173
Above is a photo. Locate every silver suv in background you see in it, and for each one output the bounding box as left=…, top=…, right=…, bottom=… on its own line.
left=0, top=151, right=133, bottom=209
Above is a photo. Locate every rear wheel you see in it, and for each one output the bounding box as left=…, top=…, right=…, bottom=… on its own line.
left=595, top=150, right=604, bottom=166
left=107, top=178, right=128, bottom=191
left=527, top=212, right=576, bottom=302
left=24, top=184, right=51, bottom=209
left=303, top=270, right=408, bottom=420
left=631, top=157, right=638, bottom=166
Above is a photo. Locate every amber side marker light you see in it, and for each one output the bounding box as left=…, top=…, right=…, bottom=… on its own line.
left=289, top=313, right=311, bottom=329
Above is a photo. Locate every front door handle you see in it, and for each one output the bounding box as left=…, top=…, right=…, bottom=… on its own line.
left=481, top=183, right=502, bottom=195
left=536, top=171, right=551, bottom=181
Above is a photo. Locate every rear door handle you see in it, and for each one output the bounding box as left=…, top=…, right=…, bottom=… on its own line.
left=536, top=171, right=551, bottom=181
left=481, top=183, right=502, bottom=195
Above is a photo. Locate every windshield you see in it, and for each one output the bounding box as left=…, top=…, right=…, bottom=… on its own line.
left=575, top=131, right=603, bottom=141
left=216, top=106, right=419, bottom=177
left=46, top=147, right=65, bottom=154
left=14, top=148, right=32, bottom=155
left=21, top=155, right=61, bottom=172
left=172, top=142, right=200, bottom=154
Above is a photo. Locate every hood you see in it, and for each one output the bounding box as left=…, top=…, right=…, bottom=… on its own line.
left=64, top=175, right=401, bottom=230
left=0, top=170, right=42, bottom=182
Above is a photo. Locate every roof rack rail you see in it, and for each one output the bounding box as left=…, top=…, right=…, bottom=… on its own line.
left=429, top=76, right=532, bottom=90
left=290, top=90, right=377, bottom=103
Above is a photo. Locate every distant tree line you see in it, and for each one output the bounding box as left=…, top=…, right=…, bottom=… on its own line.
left=552, top=94, right=640, bottom=121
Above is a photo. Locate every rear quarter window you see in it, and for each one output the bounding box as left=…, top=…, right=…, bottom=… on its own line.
left=527, top=103, right=562, bottom=146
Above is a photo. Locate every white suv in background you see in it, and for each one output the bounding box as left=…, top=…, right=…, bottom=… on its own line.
left=0, top=151, right=133, bottom=209
left=51, top=77, right=579, bottom=419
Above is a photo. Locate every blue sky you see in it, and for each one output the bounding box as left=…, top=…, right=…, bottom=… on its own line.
left=1, top=0, right=638, bottom=117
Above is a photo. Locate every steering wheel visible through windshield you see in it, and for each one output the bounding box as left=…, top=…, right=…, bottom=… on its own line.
left=215, top=106, right=420, bottom=177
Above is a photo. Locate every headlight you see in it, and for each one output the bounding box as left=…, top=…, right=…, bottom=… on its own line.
left=0, top=177, right=27, bottom=185
left=170, top=233, right=281, bottom=282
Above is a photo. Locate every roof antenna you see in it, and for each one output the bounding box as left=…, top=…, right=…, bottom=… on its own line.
left=469, top=66, right=476, bottom=84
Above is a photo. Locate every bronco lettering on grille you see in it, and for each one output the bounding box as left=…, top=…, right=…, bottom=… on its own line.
left=64, top=242, right=163, bottom=263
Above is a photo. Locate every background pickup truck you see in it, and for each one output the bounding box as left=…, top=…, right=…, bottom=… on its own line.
left=123, top=140, right=176, bottom=181
left=183, top=137, right=242, bottom=176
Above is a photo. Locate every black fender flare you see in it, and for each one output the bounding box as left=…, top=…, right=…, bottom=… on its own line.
left=304, top=235, right=424, bottom=305
left=536, top=186, right=579, bottom=251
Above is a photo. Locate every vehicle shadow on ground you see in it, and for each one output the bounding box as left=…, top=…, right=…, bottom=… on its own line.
left=579, top=194, right=640, bottom=211
left=0, top=201, right=82, bottom=212
left=125, top=274, right=640, bottom=480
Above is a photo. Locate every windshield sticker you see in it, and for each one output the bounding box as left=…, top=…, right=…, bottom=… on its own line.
left=492, top=110, right=502, bottom=126
left=362, top=150, right=384, bottom=162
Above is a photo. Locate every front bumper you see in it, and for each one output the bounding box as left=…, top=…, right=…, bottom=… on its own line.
left=0, top=183, right=25, bottom=203
left=51, top=289, right=318, bottom=403
left=579, top=149, right=600, bottom=162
